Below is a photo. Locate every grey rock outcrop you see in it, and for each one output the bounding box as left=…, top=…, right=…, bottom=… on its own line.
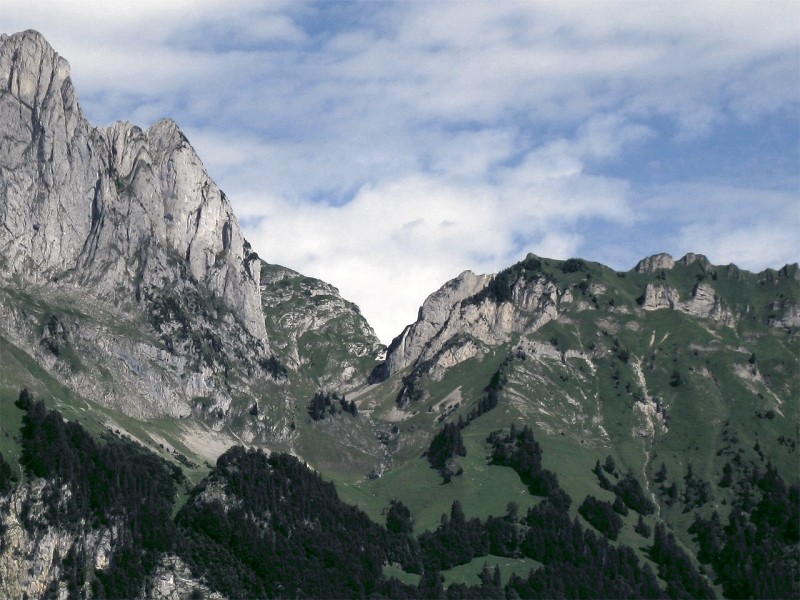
left=0, top=30, right=271, bottom=419
left=769, top=300, right=800, bottom=329
left=384, top=268, right=560, bottom=379
left=384, top=270, right=492, bottom=376
left=147, top=555, right=227, bottom=600
left=0, top=31, right=266, bottom=343
left=0, top=480, right=118, bottom=599
left=678, top=253, right=711, bottom=268
left=0, top=30, right=94, bottom=276
left=682, top=282, right=736, bottom=325
left=638, top=283, right=681, bottom=311
left=634, top=253, right=675, bottom=273
left=0, top=479, right=221, bottom=600
left=639, top=281, right=736, bottom=326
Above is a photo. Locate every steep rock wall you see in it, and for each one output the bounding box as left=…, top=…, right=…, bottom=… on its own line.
left=0, top=31, right=266, bottom=343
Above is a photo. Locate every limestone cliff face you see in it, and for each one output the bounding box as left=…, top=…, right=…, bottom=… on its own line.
left=630, top=253, right=737, bottom=324
left=634, top=253, right=675, bottom=273
left=639, top=281, right=736, bottom=325
left=0, top=30, right=272, bottom=419
left=147, top=555, right=227, bottom=600
left=0, top=31, right=266, bottom=343
left=0, top=479, right=219, bottom=600
left=383, top=266, right=560, bottom=380
left=0, top=480, right=117, bottom=599
left=637, top=282, right=681, bottom=311
left=384, top=270, right=493, bottom=376
left=0, top=30, right=95, bottom=277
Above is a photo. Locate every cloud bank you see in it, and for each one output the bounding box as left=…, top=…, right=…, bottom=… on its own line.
left=4, top=1, right=799, bottom=342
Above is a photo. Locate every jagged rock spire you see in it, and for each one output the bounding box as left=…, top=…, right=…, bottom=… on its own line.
left=0, top=29, right=267, bottom=344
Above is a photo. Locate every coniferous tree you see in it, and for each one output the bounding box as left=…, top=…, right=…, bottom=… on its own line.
left=654, top=461, right=668, bottom=484
left=650, top=522, right=715, bottom=599
left=614, top=470, right=656, bottom=514
left=0, top=453, right=15, bottom=495
left=426, top=422, right=466, bottom=481
left=635, top=513, right=651, bottom=538
left=386, top=500, right=414, bottom=535
left=579, top=496, right=623, bottom=540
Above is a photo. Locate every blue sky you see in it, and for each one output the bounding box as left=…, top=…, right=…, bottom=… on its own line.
left=5, top=0, right=799, bottom=343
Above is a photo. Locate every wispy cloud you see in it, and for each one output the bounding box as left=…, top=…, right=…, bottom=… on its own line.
left=4, top=1, right=799, bottom=342
left=637, top=183, right=800, bottom=270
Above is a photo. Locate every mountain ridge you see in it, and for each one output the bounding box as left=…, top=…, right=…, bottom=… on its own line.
left=0, top=28, right=389, bottom=476
left=1, top=29, right=798, bottom=599
left=1, top=28, right=797, bottom=475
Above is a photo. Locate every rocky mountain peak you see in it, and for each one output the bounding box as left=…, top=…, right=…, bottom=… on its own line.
left=0, top=30, right=270, bottom=418
left=382, top=270, right=492, bottom=375
left=381, top=260, right=559, bottom=381
left=678, top=252, right=711, bottom=268
left=378, top=251, right=798, bottom=407
left=0, top=30, right=266, bottom=343
left=634, top=253, right=675, bottom=273
left=1, top=32, right=93, bottom=276
left=0, top=30, right=75, bottom=115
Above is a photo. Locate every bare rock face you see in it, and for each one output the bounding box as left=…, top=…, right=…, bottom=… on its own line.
left=384, top=270, right=493, bottom=375
left=0, top=30, right=95, bottom=277
left=638, top=283, right=681, bottom=311
left=0, top=480, right=117, bottom=599
left=678, top=253, right=711, bottom=268
left=634, top=253, right=675, bottom=273
left=0, top=31, right=265, bottom=342
left=383, top=268, right=560, bottom=379
left=639, top=281, right=736, bottom=326
left=0, top=480, right=220, bottom=600
left=148, top=555, right=227, bottom=600
left=769, top=300, right=800, bottom=329
left=0, top=30, right=269, bottom=418
left=682, top=282, right=736, bottom=325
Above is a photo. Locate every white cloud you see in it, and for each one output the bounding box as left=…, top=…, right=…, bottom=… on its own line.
left=628, top=182, right=800, bottom=272
left=245, top=149, right=636, bottom=342
left=677, top=223, right=799, bottom=272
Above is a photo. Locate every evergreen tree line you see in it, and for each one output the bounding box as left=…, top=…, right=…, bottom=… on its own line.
left=578, top=495, right=624, bottom=540
left=411, top=453, right=666, bottom=599
left=425, top=358, right=511, bottom=480
left=3, top=389, right=797, bottom=598
left=593, top=457, right=656, bottom=515
left=650, top=523, right=715, bottom=599
left=176, top=447, right=389, bottom=598
left=13, top=389, right=182, bottom=598
left=688, top=462, right=799, bottom=599
left=483, top=425, right=716, bottom=598
left=488, top=424, right=560, bottom=496
left=425, top=421, right=467, bottom=481
left=307, top=390, right=358, bottom=421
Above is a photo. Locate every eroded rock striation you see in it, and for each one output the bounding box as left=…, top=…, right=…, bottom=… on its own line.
left=0, top=30, right=274, bottom=418
left=1, top=30, right=265, bottom=342
left=382, top=258, right=561, bottom=382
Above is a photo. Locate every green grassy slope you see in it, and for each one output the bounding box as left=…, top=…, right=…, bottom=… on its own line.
left=1, top=253, right=796, bottom=592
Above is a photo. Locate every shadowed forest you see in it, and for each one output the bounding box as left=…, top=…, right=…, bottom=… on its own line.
left=1, top=390, right=797, bottom=599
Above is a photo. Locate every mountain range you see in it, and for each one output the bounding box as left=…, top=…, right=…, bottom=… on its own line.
left=1, top=30, right=798, bottom=599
